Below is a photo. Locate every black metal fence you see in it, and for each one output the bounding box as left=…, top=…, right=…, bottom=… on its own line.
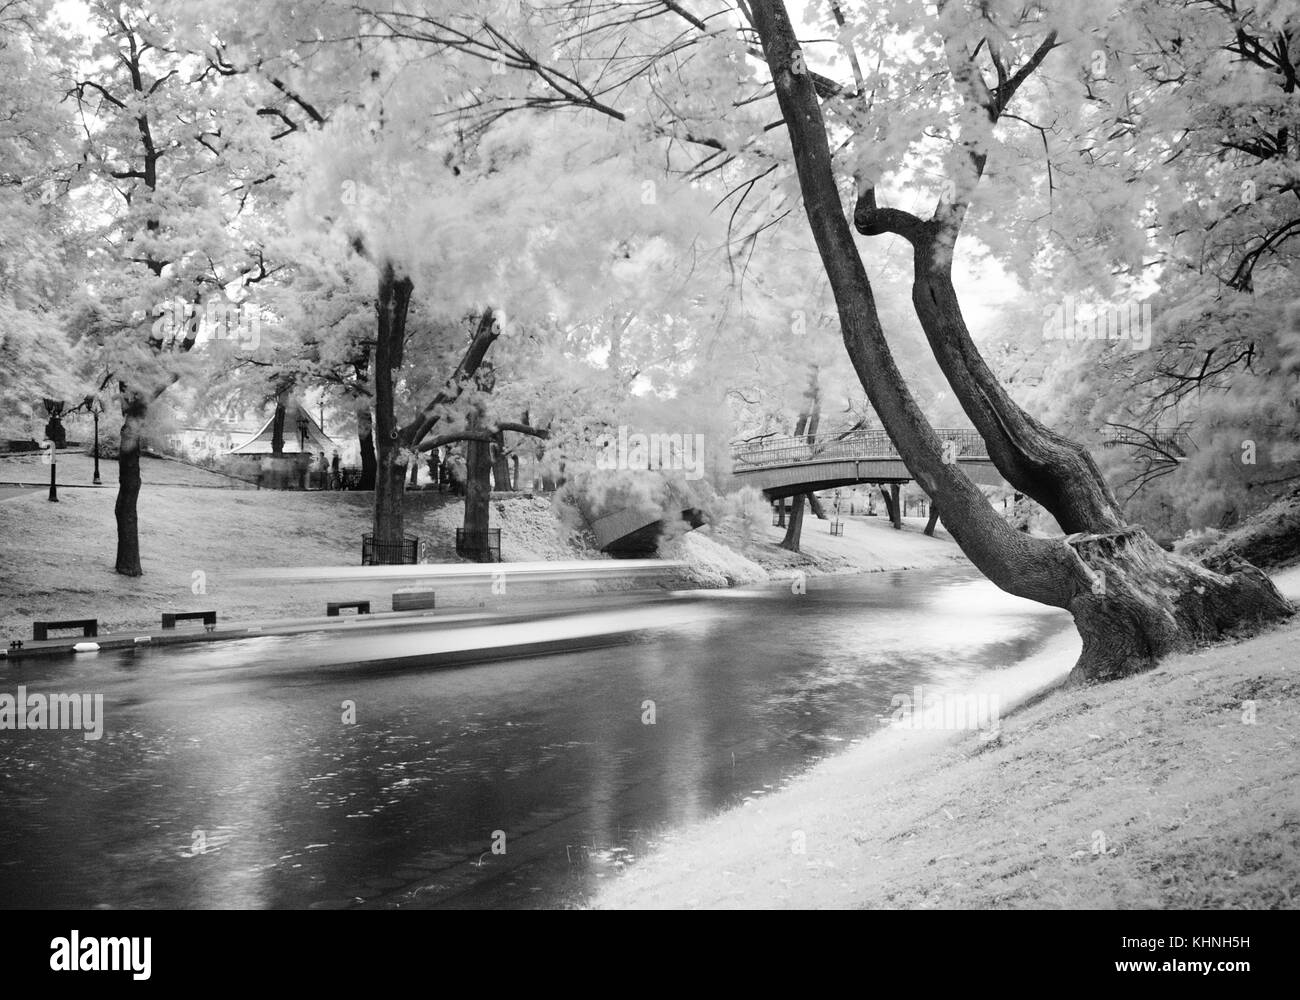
left=455, top=528, right=501, bottom=562
left=362, top=533, right=419, bottom=565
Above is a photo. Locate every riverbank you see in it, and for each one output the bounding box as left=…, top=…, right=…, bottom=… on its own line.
left=594, top=567, right=1300, bottom=909
left=0, top=463, right=582, bottom=634
left=0, top=454, right=960, bottom=634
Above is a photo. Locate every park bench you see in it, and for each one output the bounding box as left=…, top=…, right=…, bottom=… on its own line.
left=161, top=610, right=217, bottom=631
left=327, top=600, right=371, bottom=617
left=392, top=589, right=437, bottom=612
left=33, top=619, right=98, bottom=641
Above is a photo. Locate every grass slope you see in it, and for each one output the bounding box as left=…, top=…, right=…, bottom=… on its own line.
left=595, top=571, right=1300, bottom=910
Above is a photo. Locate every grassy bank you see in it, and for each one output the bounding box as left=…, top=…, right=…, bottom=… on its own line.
left=0, top=455, right=586, bottom=635
left=0, top=453, right=962, bottom=636
left=594, top=569, right=1300, bottom=909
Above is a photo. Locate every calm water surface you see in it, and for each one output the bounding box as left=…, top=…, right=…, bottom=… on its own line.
left=0, top=565, right=1069, bottom=908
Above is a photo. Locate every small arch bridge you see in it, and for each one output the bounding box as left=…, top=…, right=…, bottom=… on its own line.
left=592, top=428, right=1006, bottom=553
left=726, top=428, right=1006, bottom=497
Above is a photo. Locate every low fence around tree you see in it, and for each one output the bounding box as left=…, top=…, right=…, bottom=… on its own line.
left=362, top=533, right=419, bottom=565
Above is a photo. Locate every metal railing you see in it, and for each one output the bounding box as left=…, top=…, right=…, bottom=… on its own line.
left=456, top=528, right=501, bottom=563
left=362, top=533, right=419, bottom=565
left=730, top=428, right=988, bottom=469
left=1101, top=425, right=1193, bottom=454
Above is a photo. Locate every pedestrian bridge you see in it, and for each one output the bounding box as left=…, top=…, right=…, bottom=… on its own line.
left=592, top=428, right=1004, bottom=553
left=727, top=428, right=1005, bottom=498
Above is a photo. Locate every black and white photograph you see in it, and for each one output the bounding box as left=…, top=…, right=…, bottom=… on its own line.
left=0, top=0, right=1295, bottom=970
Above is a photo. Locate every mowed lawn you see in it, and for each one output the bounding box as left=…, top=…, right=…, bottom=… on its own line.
left=0, top=453, right=584, bottom=636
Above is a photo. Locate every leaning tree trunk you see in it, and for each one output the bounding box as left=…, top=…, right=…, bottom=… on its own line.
left=924, top=503, right=941, bottom=537
left=113, top=388, right=148, bottom=577
left=750, top=0, right=1293, bottom=685
left=371, top=261, right=414, bottom=562
left=806, top=493, right=827, bottom=519
left=879, top=486, right=898, bottom=528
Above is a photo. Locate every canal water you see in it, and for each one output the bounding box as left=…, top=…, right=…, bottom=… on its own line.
left=0, top=565, right=1070, bottom=909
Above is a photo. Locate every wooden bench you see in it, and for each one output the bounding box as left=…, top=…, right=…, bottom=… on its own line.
left=33, top=619, right=98, bottom=641
left=327, top=600, right=371, bottom=617
left=392, top=589, right=437, bottom=612
left=161, top=610, right=217, bottom=630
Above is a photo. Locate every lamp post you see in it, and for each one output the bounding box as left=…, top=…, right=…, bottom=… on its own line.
left=42, top=398, right=65, bottom=502
left=86, top=394, right=104, bottom=485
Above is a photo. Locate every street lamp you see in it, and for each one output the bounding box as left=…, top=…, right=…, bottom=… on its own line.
left=42, top=398, right=65, bottom=502
left=85, top=394, right=104, bottom=485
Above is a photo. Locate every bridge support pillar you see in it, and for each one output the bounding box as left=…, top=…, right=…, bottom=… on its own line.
left=890, top=484, right=902, bottom=530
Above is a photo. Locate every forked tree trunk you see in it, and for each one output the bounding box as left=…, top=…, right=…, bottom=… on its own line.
left=879, top=486, right=899, bottom=528
left=750, top=0, right=1293, bottom=684
left=780, top=493, right=806, bottom=551
left=113, top=389, right=148, bottom=577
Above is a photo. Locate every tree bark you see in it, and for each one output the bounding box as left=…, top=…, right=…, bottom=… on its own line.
left=463, top=408, right=494, bottom=561
left=924, top=503, right=940, bottom=537
left=113, top=388, right=148, bottom=576
left=492, top=429, right=512, bottom=490
left=750, top=0, right=1293, bottom=683
left=780, top=492, right=806, bottom=552
left=270, top=389, right=287, bottom=457
left=806, top=492, right=827, bottom=519
left=372, top=261, right=414, bottom=562
left=908, top=236, right=1125, bottom=534
left=357, top=407, right=376, bottom=490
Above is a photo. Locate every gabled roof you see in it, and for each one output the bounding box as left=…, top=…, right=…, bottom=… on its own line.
left=229, top=400, right=337, bottom=455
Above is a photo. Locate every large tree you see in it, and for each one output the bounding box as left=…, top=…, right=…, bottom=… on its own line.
left=745, top=0, right=1292, bottom=682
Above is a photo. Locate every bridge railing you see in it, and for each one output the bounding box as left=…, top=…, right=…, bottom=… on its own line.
left=1101, top=425, right=1192, bottom=454
left=729, top=428, right=988, bottom=469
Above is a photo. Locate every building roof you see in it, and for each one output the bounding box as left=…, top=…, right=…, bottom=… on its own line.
left=229, top=400, right=337, bottom=455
